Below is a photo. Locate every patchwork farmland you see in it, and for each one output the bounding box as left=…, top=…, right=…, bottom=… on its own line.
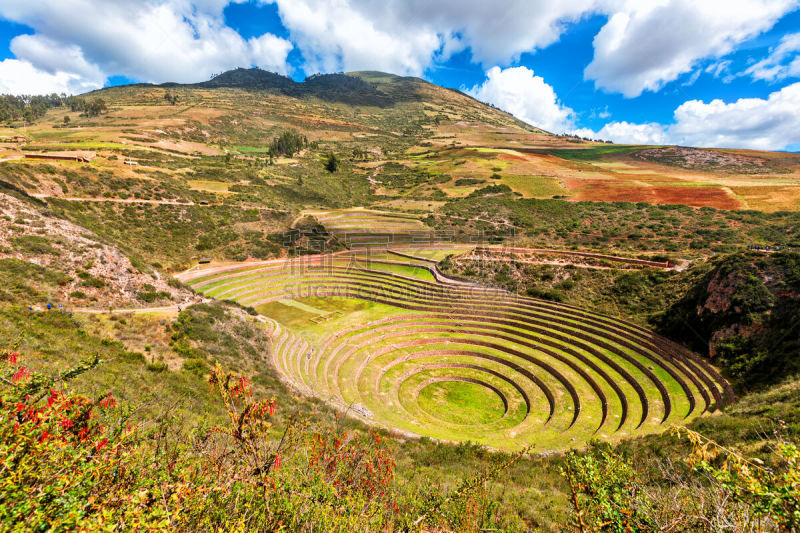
left=179, top=249, right=732, bottom=451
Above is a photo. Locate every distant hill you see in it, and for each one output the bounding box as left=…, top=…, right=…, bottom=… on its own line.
left=190, top=67, right=295, bottom=90
left=84, top=66, right=540, bottom=130
left=190, top=68, right=395, bottom=106
left=142, top=68, right=437, bottom=108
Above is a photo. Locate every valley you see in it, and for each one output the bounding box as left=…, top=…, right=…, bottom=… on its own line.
left=2, top=68, right=800, bottom=531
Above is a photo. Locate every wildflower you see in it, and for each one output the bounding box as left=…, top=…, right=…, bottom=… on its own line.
left=237, top=376, right=251, bottom=396
left=100, top=394, right=117, bottom=409
left=3, top=350, right=18, bottom=365
left=12, top=366, right=30, bottom=382
left=47, top=391, right=59, bottom=407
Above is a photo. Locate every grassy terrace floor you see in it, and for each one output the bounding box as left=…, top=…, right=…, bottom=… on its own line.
left=180, top=251, right=732, bottom=451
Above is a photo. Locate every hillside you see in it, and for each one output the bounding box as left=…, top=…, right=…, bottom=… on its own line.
left=2, top=68, right=800, bottom=531
left=655, top=251, right=800, bottom=391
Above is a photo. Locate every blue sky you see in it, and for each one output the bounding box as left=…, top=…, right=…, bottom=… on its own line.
left=1, top=1, right=800, bottom=150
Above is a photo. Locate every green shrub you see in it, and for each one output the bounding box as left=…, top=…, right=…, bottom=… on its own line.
left=145, top=361, right=168, bottom=372
left=10, top=235, right=56, bottom=255
left=525, top=286, right=566, bottom=302
left=137, top=291, right=158, bottom=303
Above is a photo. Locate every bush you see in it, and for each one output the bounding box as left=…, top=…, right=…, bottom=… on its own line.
left=137, top=291, right=158, bottom=303
left=10, top=235, right=56, bottom=255
left=145, top=361, right=168, bottom=372
left=467, top=184, right=512, bottom=198
left=454, top=178, right=485, bottom=187
left=525, top=286, right=566, bottom=302
left=0, top=347, right=135, bottom=531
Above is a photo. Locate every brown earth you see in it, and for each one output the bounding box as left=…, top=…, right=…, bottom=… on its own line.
left=561, top=178, right=743, bottom=210
left=0, top=193, right=193, bottom=307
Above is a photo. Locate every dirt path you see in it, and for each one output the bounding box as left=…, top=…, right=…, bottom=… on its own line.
left=29, top=194, right=197, bottom=206
left=71, top=298, right=208, bottom=315
left=176, top=251, right=356, bottom=283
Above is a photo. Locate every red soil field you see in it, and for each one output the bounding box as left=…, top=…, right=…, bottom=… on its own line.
left=498, top=153, right=528, bottom=162
left=563, top=178, right=742, bottom=210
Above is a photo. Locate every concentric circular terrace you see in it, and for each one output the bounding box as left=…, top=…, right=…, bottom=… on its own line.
left=179, top=251, right=733, bottom=450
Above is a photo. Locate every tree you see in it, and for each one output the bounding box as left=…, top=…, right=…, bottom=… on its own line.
left=85, top=98, right=106, bottom=117
left=324, top=152, right=340, bottom=173
left=268, top=130, right=308, bottom=158
left=63, top=115, right=70, bottom=126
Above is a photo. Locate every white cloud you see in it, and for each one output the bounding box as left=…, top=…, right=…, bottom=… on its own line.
left=576, top=82, right=800, bottom=150
left=0, top=0, right=797, bottom=99
left=468, top=66, right=574, bottom=133
left=0, top=58, right=101, bottom=94
left=574, top=122, right=669, bottom=145
left=267, top=0, right=597, bottom=75
left=0, top=0, right=293, bottom=94
left=584, top=0, right=797, bottom=97
left=266, top=0, right=798, bottom=96
left=266, top=0, right=441, bottom=75
left=10, top=34, right=105, bottom=83
left=745, top=32, right=800, bottom=81
left=248, top=33, right=294, bottom=72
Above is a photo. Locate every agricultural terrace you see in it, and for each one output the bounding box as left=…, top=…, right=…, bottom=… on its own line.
left=301, top=208, right=428, bottom=234
left=178, top=249, right=732, bottom=451
left=297, top=208, right=442, bottom=249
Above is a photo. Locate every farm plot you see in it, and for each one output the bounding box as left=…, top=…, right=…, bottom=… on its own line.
left=302, top=208, right=428, bottom=234
left=180, top=253, right=732, bottom=451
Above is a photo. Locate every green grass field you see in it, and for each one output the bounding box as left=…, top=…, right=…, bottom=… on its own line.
left=502, top=175, right=569, bottom=198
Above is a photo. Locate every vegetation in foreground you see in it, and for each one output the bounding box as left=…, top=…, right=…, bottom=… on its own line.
left=4, top=344, right=800, bottom=532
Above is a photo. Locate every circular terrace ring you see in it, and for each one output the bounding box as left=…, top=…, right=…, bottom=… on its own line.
left=392, top=365, right=531, bottom=433
left=380, top=360, right=531, bottom=428
left=414, top=377, right=509, bottom=426
left=188, top=260, right=734, bottom=449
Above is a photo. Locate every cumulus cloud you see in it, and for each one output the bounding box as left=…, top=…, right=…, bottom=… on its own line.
left=745, top=32, right=800, bottom=81
left=0, top=0, right=293, bottom=94
left=265, top=0, right=797, bottom=95
left=584, top=0, right=797, bottom=97
left=266, top=0, right=596, bottom=75
left=0, top=0, right=797, bottom=98
left=468, top=66, right=574, bottom=133
left=576, top=82, right=800, bottom=150
left=574, top=122, right=669, bottom=145
left=0, top=58, right=102, bottom=94
left=10, top=35, right=104, bottom=83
